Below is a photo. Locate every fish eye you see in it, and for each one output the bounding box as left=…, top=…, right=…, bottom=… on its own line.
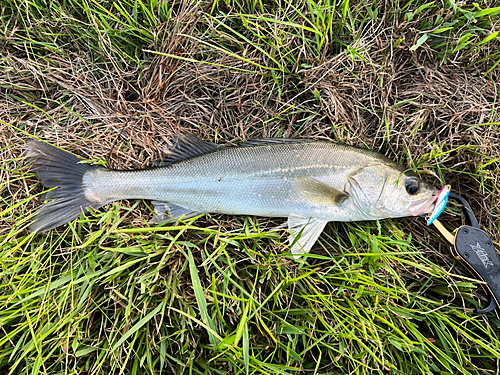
left=405, top=177, right=420, bottom=195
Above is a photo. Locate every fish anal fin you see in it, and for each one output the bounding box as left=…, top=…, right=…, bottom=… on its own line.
left=294, top=177, right=349, bottom=205
left=150, top=200, right=204, bottom=223
left=287, top=214, right=328, bottom=259
left=158, top=134, right=221, bottom=166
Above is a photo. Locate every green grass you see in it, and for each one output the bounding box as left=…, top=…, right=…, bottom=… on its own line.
left=1, top=0, right=500, bottom=374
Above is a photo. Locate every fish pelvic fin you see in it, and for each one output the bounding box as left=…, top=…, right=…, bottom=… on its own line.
left=150, top=201, right=205, bottom=223
left=288, top=214, right=328, bottom=259
left=26, top=141, right=104, bottom=232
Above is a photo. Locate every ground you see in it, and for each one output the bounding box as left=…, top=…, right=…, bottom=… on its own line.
left=1, top=0, right=500, bottom=374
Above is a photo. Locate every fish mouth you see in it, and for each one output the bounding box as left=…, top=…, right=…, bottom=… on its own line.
left=408, top=190, right=439, bottom=216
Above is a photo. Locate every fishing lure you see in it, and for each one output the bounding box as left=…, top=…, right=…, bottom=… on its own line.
left=427, top=185, right=451, bottom=225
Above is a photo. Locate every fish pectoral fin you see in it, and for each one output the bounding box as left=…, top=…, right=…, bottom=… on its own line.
left=294, top=177, right=349, bottom=205
left=158, top=134, right=221, bottom=166
left=150, top=201, right=205, bottom=223
left=287, top=214, right=328, bottom=259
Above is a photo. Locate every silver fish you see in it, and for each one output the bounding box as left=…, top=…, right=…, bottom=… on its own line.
left=26, top=135, right=437, bottom=257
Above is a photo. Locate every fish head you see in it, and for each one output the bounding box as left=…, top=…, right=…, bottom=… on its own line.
left=346, top=163, right=438, bottom=220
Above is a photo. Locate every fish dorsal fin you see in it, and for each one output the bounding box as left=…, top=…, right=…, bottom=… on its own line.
left=288, top=214, right=328, bottom=259
left=240, top=138, right=311, bottom=147
left=294, top=177, right=349, bottom=206
left=150, top=200, right=205, bottom=223
left=159, top=134, right=221, bottom=166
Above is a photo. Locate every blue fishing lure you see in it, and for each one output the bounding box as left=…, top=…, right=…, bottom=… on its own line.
left=427, top=185, right=451, bottom=225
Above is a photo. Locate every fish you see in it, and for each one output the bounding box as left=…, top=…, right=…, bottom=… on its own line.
left=26, top=135, right=438, bottom=258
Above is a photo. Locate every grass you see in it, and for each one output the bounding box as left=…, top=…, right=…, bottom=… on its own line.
left=1, top=0, right=500, bottom=374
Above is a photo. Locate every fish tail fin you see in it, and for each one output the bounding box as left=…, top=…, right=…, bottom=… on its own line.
left=26, top=141, right=102, bottom=232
